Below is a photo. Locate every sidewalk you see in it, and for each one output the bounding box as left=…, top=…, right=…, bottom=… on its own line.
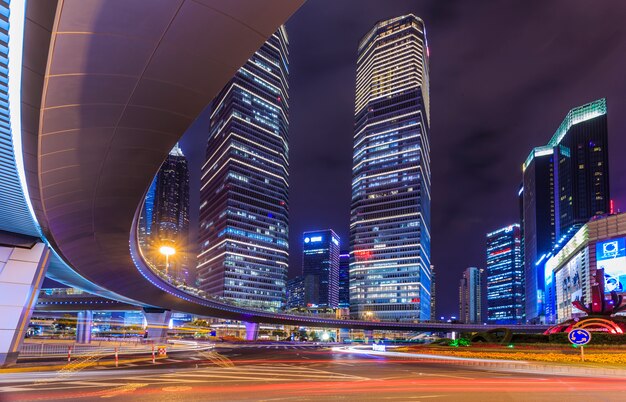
left=333, top=346, right=626, bottom=378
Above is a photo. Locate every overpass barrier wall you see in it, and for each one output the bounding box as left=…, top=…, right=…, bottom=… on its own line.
left=19, top=339, right=209, bottom=357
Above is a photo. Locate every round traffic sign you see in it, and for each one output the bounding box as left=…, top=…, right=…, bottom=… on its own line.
left=568, top=329, right=591, bottom=345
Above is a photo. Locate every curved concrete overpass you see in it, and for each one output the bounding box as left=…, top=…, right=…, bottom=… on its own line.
left=14, top=1, right=549, bottom=334
left=21, top=0, right=308, bottom=319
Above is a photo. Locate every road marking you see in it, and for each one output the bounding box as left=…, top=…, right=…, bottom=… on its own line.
left=382, top=396, right=448, bottom=400
left=162, top=386, right=193, bottom=392
left=99, top=383, right=147, bottom=398
left=413, top=372, right=475, bottom=380
left=163, top=373, right=284, bottom=381
left=140, top=377, right=208, bottom=384
left=0, top=386, right=37, bottom=392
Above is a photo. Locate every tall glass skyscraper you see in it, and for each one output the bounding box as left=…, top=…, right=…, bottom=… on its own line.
left=486, top=224, right=524, bottom=324
left=138, top=145, right=190, bottom=284
left=338, top=251, right=350, bottom=309
left=522, top=99, right=610, bottom=323
left=197, top=27, right=290, bottom=309
left=350, top=15, right=431, bottom=321
left=459, top=267, right=483, bottom=324
left=302, top=230, right=340, bottom=308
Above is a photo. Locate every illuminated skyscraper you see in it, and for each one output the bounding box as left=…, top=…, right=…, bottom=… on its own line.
left=138, top=145, right=190, bottom=284
left=350, top=15, right=431, bottom=321
left=430, top=264, right=436, bottom=321
left=286, top=276, right=305, bottom=309
left=302, top=230, right=340, bottom=308
left=197, top=27, right=290, bottom=309
left=338, top=251, right=350, bottom=308
left=522, top=99, right=610, bottom=323
left=459, top=267, right=483, bottom=324
left=486, top=224, right=524, bottom=324
left=138, top=178, right=157, bottom=248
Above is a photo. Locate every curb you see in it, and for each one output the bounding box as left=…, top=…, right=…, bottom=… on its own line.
left=334, top=347, right=626, bottom=378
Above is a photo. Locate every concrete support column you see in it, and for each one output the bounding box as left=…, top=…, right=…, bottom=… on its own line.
left=76, top=310, right=93, bottom=344
left=0, top=240, right=50, bottom=367
left=143, top=308, right=171, bottom=341
left=364, top=329, right=374, bottom=344
left=244, top=322, right=259, bottom=341
left=338, top=328, right=350, bottom=343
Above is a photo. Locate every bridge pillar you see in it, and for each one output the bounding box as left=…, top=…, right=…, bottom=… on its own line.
left=244, top=322, right=259, bottom=341
left=364, top=329, right=373, bottom=344
left=337, top=328, right=350, bottom=342
left=143, top=308, right=171, bottom=341
left=76, top=310, right=93, bottom=344
left=0, top=239, right=50, bottom=367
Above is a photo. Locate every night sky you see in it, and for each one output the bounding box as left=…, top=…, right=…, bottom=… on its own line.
left=180, top=1, right=626, bottom=318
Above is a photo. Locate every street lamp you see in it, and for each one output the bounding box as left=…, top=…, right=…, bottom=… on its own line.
left=159, top=245, right=176, bottom=276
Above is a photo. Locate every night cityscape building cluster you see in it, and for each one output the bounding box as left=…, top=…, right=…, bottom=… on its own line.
left=473, top=98, right=617, bottom=326
left=134, top=12, right=621, bottom=329
left=167, top=14, right=435, bottom=321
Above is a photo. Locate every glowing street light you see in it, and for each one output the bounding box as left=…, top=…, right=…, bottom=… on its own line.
left=159, top=245, right=176, bottom=276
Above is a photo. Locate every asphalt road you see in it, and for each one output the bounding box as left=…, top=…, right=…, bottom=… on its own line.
left=1, top=344, right=625, bottom=401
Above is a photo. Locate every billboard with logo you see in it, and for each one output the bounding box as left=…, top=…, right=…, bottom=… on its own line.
left=596, top=238, right=626, bottom=293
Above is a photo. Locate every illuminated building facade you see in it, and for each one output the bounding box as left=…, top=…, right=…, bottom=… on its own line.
left=197, top=27, right=290, bottom=309
left=138, top=145, right=190, bottom=284
left=350, top=14, right=432, bottom=321
left=339, top=251, right=350, bottom=308
left=302, top=230, right=340, bottom=308
left=430, top=265, right=436, bottom=321
left=286, top=276, right=305, bottom=309
left=523, top=149, right=555, bottom=323
left=486, top=224, right=524, bottom=324
left=459, top=267, right=483, bottom=324
left=545, top=213, right=626, bottom=323
left=522, top=99, right=610, bottom=323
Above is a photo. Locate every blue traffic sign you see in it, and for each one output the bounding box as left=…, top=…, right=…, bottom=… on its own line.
left=568, top=329, right=591, bottom=345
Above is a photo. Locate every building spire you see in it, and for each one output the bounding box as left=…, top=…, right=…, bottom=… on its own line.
left=170, top=143, right=184, bottom=157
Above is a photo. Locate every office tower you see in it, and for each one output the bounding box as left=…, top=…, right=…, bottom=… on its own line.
left=522, top=149, right=555, bottom=323
left=338, top=251, right=350, bottom=308
left=486, top=224, right=524, bottom=324
left=197, top=27, right=290, bottom=309
left=522, top=99, right=610, bottom=323
left=430, top=265, right=436, bottom=321
left=286, top=276, right=305, bottom=310
left=138, top=145, right=190, bottom=284
left=459, top=267, right=483, bottom=324
left=302, top=230, right=340, bottom=308
left=138, top=178, right=157, bottom=249
left=350, top=14, right=432, bottom=321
